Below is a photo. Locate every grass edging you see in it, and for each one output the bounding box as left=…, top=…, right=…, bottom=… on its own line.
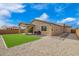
left=0, top=35, right=8, bottom=48
left=2, top=34, right=40, bottom=48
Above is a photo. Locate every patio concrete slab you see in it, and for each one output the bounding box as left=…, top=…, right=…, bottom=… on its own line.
left=0, top=34, right=79, bottom=56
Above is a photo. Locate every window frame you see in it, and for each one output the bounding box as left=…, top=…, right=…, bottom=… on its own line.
left=41, top=26, right=47, bottom=31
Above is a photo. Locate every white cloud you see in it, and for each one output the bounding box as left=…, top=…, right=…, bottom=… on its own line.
left=0, top=20, right=6, bottom=27
left=54, top=4, right=69, bottom=13
left=77, top=22, right=79, bottom=25
left=35, top=13, right=49, bottom=21
left=63, top=18, right=76, bottom=22
left=0, top=3, right=25, bottom=17
left=0, top=3, right=25, bottom=28
left=0, top=9, right=11, bottom=17
left=76, top=21, right=79, bottom=25
left=57, top=17, right=76, bottom=23
left=0, top=19, right=18, bottom=28
left=54, top=4, right=70, bottom=17
left=55, top=6, right=64, bottom=13
left=31, top=4, right=48, bottom=10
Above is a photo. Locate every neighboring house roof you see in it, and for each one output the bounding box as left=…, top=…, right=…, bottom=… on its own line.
left=32, top=19, right=71, bottom=28
left=19, top=22, right=35, bottom=26
left=19, top=22, right=31, bottom=25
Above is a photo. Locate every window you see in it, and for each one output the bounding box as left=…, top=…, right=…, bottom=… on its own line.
left=41, top=26, right=47, bottom=31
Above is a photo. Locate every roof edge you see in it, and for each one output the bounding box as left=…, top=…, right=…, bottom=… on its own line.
left=32, top=19, right=71, bottom=28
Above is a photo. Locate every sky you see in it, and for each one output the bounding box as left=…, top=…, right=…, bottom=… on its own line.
left=0, top=3, right=79, bottom=28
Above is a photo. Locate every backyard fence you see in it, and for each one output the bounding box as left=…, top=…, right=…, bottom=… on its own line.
left=0, top=29, right=25, bottom=34
left=76, top=29, right=79, bottom=39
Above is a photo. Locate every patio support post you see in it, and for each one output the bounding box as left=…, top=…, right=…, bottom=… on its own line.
left=63, top=24, right=65, bottom=33
left=19, top=26, right=21, bottom=33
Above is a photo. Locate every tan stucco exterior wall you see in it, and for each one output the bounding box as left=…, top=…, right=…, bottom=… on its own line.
left=32, top=20, right=65, bottom=36
left=19, top=20, right=72, bottom=36
left=65, top=27, right=71, bottom=33
left=51, top=25, right=64, bottom=35
left=32, top=20, right=51, bottom=35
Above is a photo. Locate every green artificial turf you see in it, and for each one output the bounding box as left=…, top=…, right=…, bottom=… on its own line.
left=3, top=34, right=40, bottom=48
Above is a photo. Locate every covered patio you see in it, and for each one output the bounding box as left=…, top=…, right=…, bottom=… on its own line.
left=19, top=23, right=34, bottom=34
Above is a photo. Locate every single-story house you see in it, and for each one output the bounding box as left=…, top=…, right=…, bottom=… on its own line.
left=19, top=19, right=71, bottom=36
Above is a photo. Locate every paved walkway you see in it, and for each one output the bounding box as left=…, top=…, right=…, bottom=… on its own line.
left=0, top=34, right=79, bottom=56
left=0, top=35, right=5, bottom=48
left=0, top=35, right=7, bottom=55
left=66, top=33, right=78, bottom=40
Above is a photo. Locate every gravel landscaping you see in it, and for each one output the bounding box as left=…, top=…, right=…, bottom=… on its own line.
left=0, top=33, right=79, bottom=56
